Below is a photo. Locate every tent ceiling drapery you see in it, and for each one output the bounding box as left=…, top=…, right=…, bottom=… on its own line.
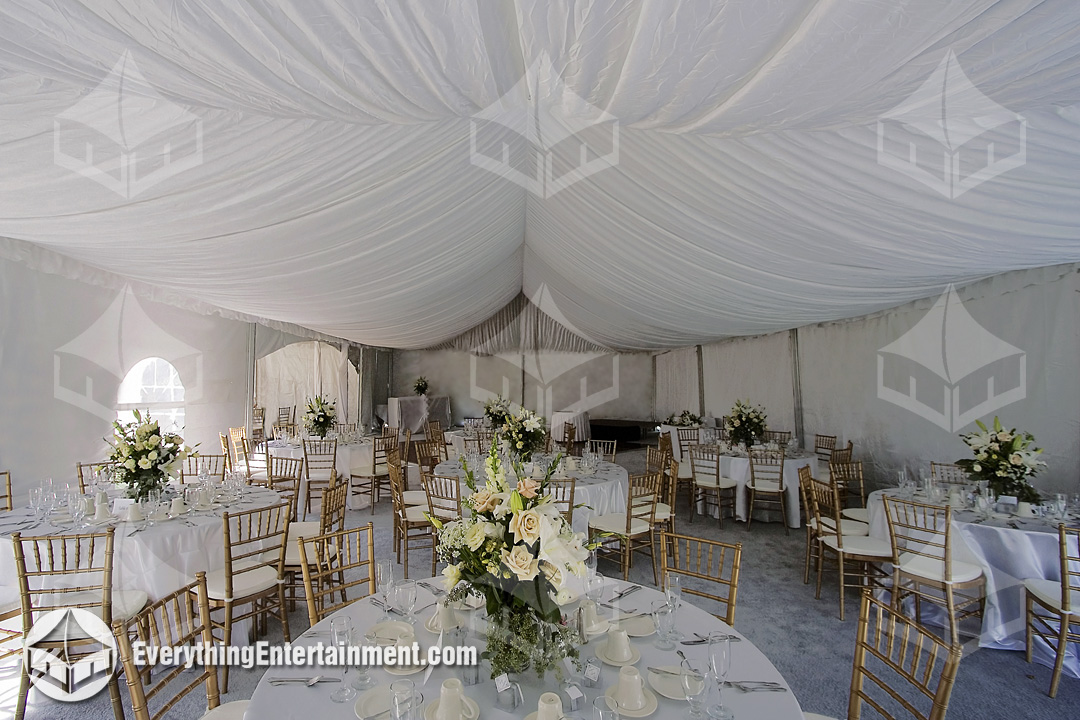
left=1, top=1, right=1079, bottom=350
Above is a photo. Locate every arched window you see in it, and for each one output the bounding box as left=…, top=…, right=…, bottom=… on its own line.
left=117, top=357, right=185, bottom=433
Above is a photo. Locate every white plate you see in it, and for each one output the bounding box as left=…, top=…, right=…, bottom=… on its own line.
left=424, top=696, right=479, bottom=720
left=614, top=615, right=655, bottom=638
left=595, top=642, right=641, bottom=667
left=354, top=685, right=391, bottom=720
left=646, top=665, right=685, bottom=700
left=602, top=686, right=658, bottom=718
left=85, top=515, right=118, bottom=527
left=366, top=621, right=414, bottom=645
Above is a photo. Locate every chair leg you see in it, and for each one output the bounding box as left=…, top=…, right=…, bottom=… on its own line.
left=815, top=546, right=825, bottom=600
left=370, top=478, right=376, bottom=515
left=650, top=534, right=658, bottom=587
left=803, top=527, right=812, bottom=584
left=746, top=489, right=754, bottom=530
left=837, top=553, right=846, bottom=621
left=15, top=661, right=31, bottom=720
left=689, top=487, right=696, bottom=524
left=108, top=670, right=125, bottom=720
left=780, top=491, right=789, bottom=535
left=1049, top=614, right=1069, bottom=698
left=221, top=602, right=234, bottom=693
left=279, top=585, right=291, bottom=642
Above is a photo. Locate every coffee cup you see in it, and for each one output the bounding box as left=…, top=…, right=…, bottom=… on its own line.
left=125, top=503, right=144, bottom=522
left=612, top=667, right=646, bottom=711
left=535, top=691, right=563, bottom=720
left=604, top=627, right=632, bottom=662
left=171, top=498, right=187, bottom=515
left=435, top=678, right=477, bottom=720
left=437, top=601, right=459, bottom=631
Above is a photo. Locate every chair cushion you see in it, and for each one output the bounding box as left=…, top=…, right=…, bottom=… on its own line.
left=204, top=562, right=280, bottom=601
left=841, top=507, right=869, bottom=523
left=653, top=503, right=671, bottom=521
left=677, top=464, right=693, bottom=479
left=1024, top=578, right=1080, bottom=614
left=822, top=535, right=893, bottom=557
left=403, top=490, right=427, bottom=506
left=248, top=471, right=268, bottom=482
left=897, top=553, right=983, bottom=584
left=808, top=517, right=869, bottom=537
left=288, top=522, right=320, bottom=543
left=748, top=480, right=783, bottom=492
left=404, top=505, right=439, bottom=523
left=589, top=513, right=650, bottom=536
left=695, top=475, right=737, bottom=489
left=351, top=464, right=389, bottom=477
left=203, top=700, right=250, bottom=719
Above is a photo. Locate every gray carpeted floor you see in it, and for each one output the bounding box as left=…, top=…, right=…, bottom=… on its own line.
left=2, top=448, right=1076, bottom=718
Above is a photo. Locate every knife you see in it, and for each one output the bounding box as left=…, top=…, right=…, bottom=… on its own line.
left=647, top=666, right=680, bottom=677
left=611, top=585, right=640, bottom=601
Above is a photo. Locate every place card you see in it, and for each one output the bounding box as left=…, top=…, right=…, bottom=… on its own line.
left=112, top=498, right=135, bottom=515
left=583, top=658, right=602, bottom=686
left=494, top=673, right=511, bottom=693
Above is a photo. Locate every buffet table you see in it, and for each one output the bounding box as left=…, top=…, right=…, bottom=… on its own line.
left=245, top=577, right=805, bottom=720
left=388, top=396, right=452, bottom=436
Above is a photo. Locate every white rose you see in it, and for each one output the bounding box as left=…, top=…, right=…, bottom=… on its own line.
left=148, top=451, right=159, bottom=461
left=125, top=458, right=136, bottom=470
left=149, top=435, right=161, bottom=446
left=137, top=457, right=152, bottom=469
left=972, top=463, right=982, bottom=473
left=1009, top=453, right=1022, bottom=466
left=501, top=545, right=539, bottom=581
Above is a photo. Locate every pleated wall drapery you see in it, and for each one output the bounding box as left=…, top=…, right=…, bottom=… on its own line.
left=654, top=347, right=700, bottom=419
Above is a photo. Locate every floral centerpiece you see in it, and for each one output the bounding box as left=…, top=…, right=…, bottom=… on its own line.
left=663, top=410, right=702, bottom=427
left=302, top=395, right=336, bottom=438
left=955, top=417, right=1045, bottom=502
left=413, top=376, right=429, bottom=396
left=107, top=409, right=193, bottom=500
left=501, top=407, right=547, bottom=464
left=725, top=399, right=767, bottom=450
left=484, top=395, right=511, bottom=429
left=432, top=442, right=598, bottom=679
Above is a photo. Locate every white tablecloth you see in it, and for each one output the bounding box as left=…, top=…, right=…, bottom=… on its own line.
left=433, top=460, right=628, bottom=536
left=551, top=410, right=590, bottom=442
left=444, top=430, right=467, bottom=459
left=866, top=489, right=1078, bottom=678
left=388, top=396, right=451, bottom=436
left=693, top=451, right=813, bottom=529
left=245, top=577, right=805, bottom=720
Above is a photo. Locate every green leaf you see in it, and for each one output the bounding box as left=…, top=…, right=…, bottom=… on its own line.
left=510, top=491, right=524, bottom=512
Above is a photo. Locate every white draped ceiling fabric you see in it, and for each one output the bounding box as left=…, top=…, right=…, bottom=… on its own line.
left=1, top=1, right=1080, bottom=350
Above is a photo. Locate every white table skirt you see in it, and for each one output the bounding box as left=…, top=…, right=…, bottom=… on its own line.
left=245, top=577, right=805, bottom=720
left=433, top=460, right=628, bottom=536
left=444, top=430, right=467, bottom=459
left=551, top=410, right=590, bottom=443
left=388, top=396, right=452, bottom=435
left=866, top=489, right=1078, bottom=678
left=694, top=452, right=812, bottom=528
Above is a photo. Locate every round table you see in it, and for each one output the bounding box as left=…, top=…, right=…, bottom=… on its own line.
left=866, top=488, right=1079, bottom=678
left=245, top=578, right=804, bottom=720
left=691, top=448, right=814, bottom=529
left=433, top=460, right=628, bottom=536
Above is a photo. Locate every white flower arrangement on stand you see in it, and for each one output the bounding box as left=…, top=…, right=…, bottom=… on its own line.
left=107, top=409, right=193, bottom=500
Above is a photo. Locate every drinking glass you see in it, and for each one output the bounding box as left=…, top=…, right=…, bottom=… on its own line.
left=329, top=617, right=358, bottom=703
left=350, top=629, right=376, bottom=691
left=376, top=559, right=395, bottom=621
left=681, top=658, right=709, bottom=720
left=666, top=574, right=683, bottom=609
left=1054, top=493, right=1068, bottom=520
left=585, top=549, right=598, bottom=579
left=707, top=636, right=733, bottom=720
left=29, top=487, right=44, bottom=522
left=67, top=490, right=87, bottom=529
left=391, top=679, right=422, bottom=720
left=586, top=573, right=606, bottom=619
left=592, top=695, right=620, bottom=720
left=652, top=600, right=677, bottom=650
left=395, top=580, right=418, bottom=625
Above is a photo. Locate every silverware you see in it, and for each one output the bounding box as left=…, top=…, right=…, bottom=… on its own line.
left=611, top=612, right=648, bottom=622
left=370, top=599, right=406, bottom=617
left=268, top=675, right=340, bottom=685
left=725, top=680, right=786, bottom=692
left=611, top=585, right=640, bottom=601
left=358, top=709, right=390, bottom=720
left=419, top=581, right=444, bottom=596
left=680, top=639, right=708, bottom=646
left=647, top=666, right=680, bottom=677
left=696, top=632, right=742, bottom=643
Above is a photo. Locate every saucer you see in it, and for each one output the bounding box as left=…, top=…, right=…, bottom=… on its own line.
left=424, top=696, right=479, bottom=720
left=614, top=615, right=655, bottom=638
left=354, top=685, right=390, bottom=720
left=646, top=665, right=685, bottom=700
left=595, top=642, right=641, bottom=667
left=366, top=620, right=415, bottom=645
left=602, top=686, right=658, bottom=718
left=584, top=618, right=611, bottom=638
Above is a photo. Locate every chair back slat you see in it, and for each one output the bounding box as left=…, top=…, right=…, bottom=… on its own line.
left=320, top=481, right=349, bottom=534
left=749, top=448, right=786, bottom=490
left=660, top=531, right=741, bottom=626
left=930, top=462, right=970, bottom=486
left=183, top=454, right=228, bottom=483
left=221, top=502, right=290, bottom=600
left=587, top=439, right=617, bottom=463
left=831, top=460, right=866, bottom=508
left=763, top=430, right=792, bottom=445
left=628, top=472, right=661, bottom=530
left=303, top=439, right=338, bottom=478
left=75, top=462, right=116, bottom=493
left=676, top=428, right=698, bottom=460
left=12, top=529, right=115, bottom=627
left=423, top=473, right=462, bottom=520
left=1057, top=524, right=1080, bottom=613
left=298, top=524, right=377, bottom=626
left=546, top=478, right=577, bottom=525
left=689, top=445, right=719, bottom=486
left=831, top=442, right=854, bottom=464
left=814, top=434, right=837, bottom=464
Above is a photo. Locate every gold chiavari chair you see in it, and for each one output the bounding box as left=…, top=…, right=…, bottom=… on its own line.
left=590, top=471, right=661, bottom=584
left=12, top=527, right=143, bottom=720
left=75, top=461, right=115, bottom=492
left=267, top=455, right=305, bottom=521
left=930, top=462, right=970, bottom=486
left=1, top=470, right=12, bottom=511
left=228, top=427, right=247, bottom=468
left=463, top=417, right=483, bottom=431
left=688, top=445, right=737, bottom=528
left=463, top=436, right=487, bottom=455
left=645, top=446, right=669, bottom=475
left=277, top=406, right=294, bottom=426
left=352, top=434, right=396, bottom=514
left=763, top=429, right=792, bottom=446
left=298, top=523, right=376, bottom=627
left=400, top=427, right=414, bottom=470
left=806, top=472, right=891, bottom=620
left=676, top=427, right=699, bottom=461
left=882, top=496, right=985, bottom=646
left=241, top=438, right=268, bottom=483
left=562, top=422, right=578, bottom=456
left=657, top=431, right=674, bottom=459
left=335, top=422, right=358, bottom=435
left=803, top=590, right=962, bottom=720
left=200, top=501, right=291, bottom=692
left=113, top=572, right=248, bottom=720
left=183, top=454, right=228, bottom=483
left=383, top=425, right=400, bottom=439
left=390, top=462, right=434, bottom=578
left=414, top=438, right=442, bottom=474
left=272, top=421, right=295, bottom=439
left=587, top=439, right=617, bottom=463
left=253, top=405, right=265, bottom=429
left=746, top=447, right=789, bottom=533
left=302, top=437, right=338, bottom=519
left=652, top=456, right=680, bottom=538
left=425, top=419, right=444, bottom=439
left=546, top=478, right=577, bottom=526
left=833, top=460, right=869, bottom=523
left=831, top=441, right=854, bottom=465
left=423, top=472, right=464, bottom=523
left=814, top=434, right=837, bottom=479
left=284, top=479, right=348, bottom=610
left=219, top=433, right=233, bottom=470
left=660, top=531, right=742, bottom=626
left=1025, top=523, right=1080, bottom=697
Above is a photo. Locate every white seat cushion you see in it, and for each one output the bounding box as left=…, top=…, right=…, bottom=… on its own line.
left=897, top=553, right=983, bottom=584
left=203, top=700, right=250, bottom=719
left=351, top=464, right=389, bottom=477
left=403, top=490, right=427, bottom=506
left=822, top=535, right=893, bottom=557
left=841, top=507, right=870, bottom=523
left=1024, top=578, right=1080, bottom=614
left=677, top=464, right=692, bottom=479
left=588, top=513, right=650, bottom=536
left=248, top=471, right=268, bottom=482
left=204, top=561, right=280, bottom=601
left=808, top=517, right=869, bottom=537
left=694, top=476, right=738, bottom=490
left=654, top=502, right=671, bottom=521
left=405, top=505, right=445, bottom=523
left=288, top=521, right=320, bottom=542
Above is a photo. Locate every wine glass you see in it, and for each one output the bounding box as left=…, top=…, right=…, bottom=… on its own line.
left=376, top=559, right=394, bottom=621
left=329, top=617, right=358, bottom=703
left=586, top=572, right=606, bottom=619
left=28, top=487, right=44, bottom=522
left=666, top=574, right=683, bottom=609
left=395, top=580, right=418, bottom=625
left=67, top=490, right=87, bottom=530
left=681, top=658, right=709, bottom=720
left=585, top=549, right=598, bottom=579
left=349, top=630, right=376, bottom=691
left=707, top=636, right=733, bottom=720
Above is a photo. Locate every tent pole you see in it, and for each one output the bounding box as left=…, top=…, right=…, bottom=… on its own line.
left=696, top=345, right=706, bottom=417
left=790, top=328, right=805, bottom=449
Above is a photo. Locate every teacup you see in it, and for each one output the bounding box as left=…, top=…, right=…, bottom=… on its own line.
left=612, top=666, right=646, bottom=711
left=437, top=601, right=460, bottom=631
left=604, top=627, right=632, bottom=662
left=535, top=692, right=563, bottom=720
left=171, top=498, right=187, bottom=515
left=435, top=678, right=477, bottom=720
left=581, top=600, right=603, bottom=631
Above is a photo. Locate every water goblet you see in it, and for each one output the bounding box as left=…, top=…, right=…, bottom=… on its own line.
left=592, top=695, right=620, bottom=720
left=1054, top=493, right=1068, bottom=520
left=666, top=574, right=683, bottom=609
left=586, top=572, right=606, bottom=619
left=681, top=658, right=709, bottom=720
left=652, top=600, right=677, bottom=650
left=395, top=580, right=418, bottom=625
left=707, top=635, right=733, bottom=720
left=67, top=490, right=87, bottom=529
left=330, top=617, right=358, bottom=703
left=28, top=487, right=44, bottom=522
